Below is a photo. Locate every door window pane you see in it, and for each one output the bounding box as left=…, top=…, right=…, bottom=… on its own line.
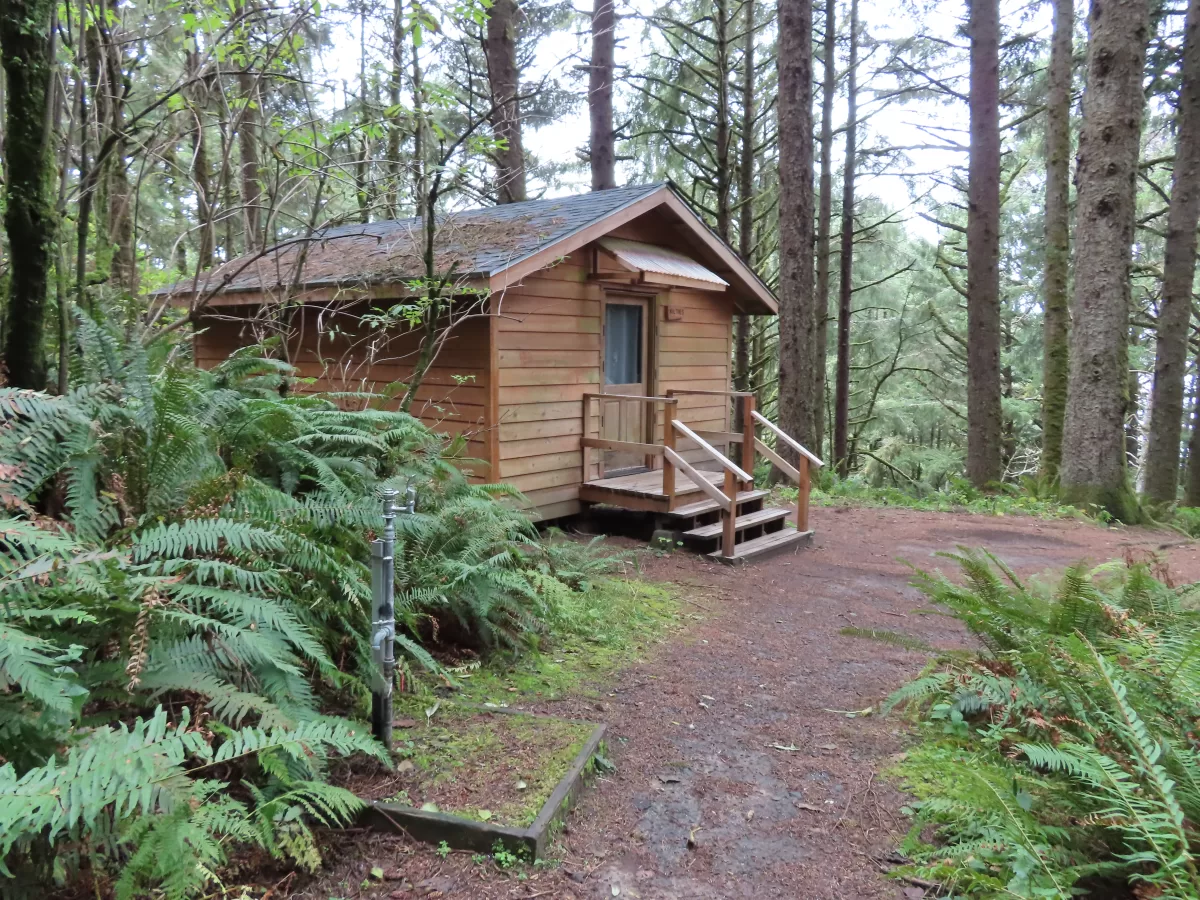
left=605, top=304, right=642, bottom=385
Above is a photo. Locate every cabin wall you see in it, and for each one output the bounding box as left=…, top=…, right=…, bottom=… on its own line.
left=495, top=251, right=600, bottom=521
left=495, top=248, right=736, bottom=522
left=193, top=303, right=494, bottom=480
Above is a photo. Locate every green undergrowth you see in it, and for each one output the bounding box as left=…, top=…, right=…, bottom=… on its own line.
left=776, top=475, right=1091, bottom=521
left=872, top=549, right=1200, bottom=898
left=364, top=575, right=679, bottom=830
left=450, top=575, right=683, bottom=705
left=386, top=698, right=592, bottom=828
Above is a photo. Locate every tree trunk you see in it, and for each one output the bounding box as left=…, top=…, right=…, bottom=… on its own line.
left=412, top=30, right=428, bottom=206
left=1186, top=364, right=1200, bottom=506
left=386, top=0, right=404, bottom=217
left=1142, top=0, right=1200, bottom=504
left=589, top=0, right=616, bottom=191
left=1059, top=0, right=1152, bottom=521
left=714, top=0, right=732, bottom=240
left=733, top=0, right=756, bottom=407
left=102, top=10, right=136, bottom=295
left=966, top=0, right=1003, bottom=487
left=833, top=0, right=857, bottom=476
left=776, top=0, right=819, bottom=456
left=0, top=0, right=56, bottom=389
left=188, top=46, right=214, bottom=269
left=483, top=0, right=527, bottom=204
left=237, top=68, right=264, bottom=252
left=1040, top=0, right=1073, bottom=485
left=1127, top=330, right=1141, bottom=463
left=814, top=0, right=836, bottom=458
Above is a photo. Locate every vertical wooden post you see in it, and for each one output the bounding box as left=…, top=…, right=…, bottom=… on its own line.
left=581, top=395, right=591, bottom=483
left=740, top=394, right=756, bottom=480
left=663, top=399, right=678, bottom=510
left=796, top=456, right=810, bottom=533
left=722, top=467, right=737, bottom=558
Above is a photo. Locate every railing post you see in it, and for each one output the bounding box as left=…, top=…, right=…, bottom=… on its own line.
left=796, top=456, right=810, bottom=533
left=581, top=395, right=590, bottom=483
left=740, top=394, right=755, bottom=480
left=722, top=468, right=737, bottom=558
left=663, top=399, right=678, bottom=510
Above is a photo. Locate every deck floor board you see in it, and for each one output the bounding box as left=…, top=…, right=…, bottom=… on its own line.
left=583, top=468, right=723, bottom=499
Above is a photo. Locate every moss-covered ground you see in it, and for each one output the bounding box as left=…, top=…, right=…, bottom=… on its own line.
left=356, top=576, right=682, bottom=829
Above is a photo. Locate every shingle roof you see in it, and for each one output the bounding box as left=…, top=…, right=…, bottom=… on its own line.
left=159, top=183, right=669, bottom=297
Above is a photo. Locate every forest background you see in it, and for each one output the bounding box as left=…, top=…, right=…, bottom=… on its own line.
left=1, top=0, right=1195, bottom=521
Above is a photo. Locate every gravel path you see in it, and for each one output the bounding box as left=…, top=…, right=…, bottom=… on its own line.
left=301, top=507, right=1200, bottom=900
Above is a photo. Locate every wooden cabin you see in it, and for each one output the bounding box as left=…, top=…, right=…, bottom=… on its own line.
left=162, top=183, right=822, bottom=561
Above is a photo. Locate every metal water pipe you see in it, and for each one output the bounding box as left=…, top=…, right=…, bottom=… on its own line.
left=369, top=486, right=413, bottom=746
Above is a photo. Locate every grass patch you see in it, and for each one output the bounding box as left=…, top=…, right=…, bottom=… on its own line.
left=451, top=575, right=683, bottom=706
left=342, top=576, right=681, bottom=831
left=774, top=476, right=1089, bottom=521
left=380, top=699, right=594, bottom=828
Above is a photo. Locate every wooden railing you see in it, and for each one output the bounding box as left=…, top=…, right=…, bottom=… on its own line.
left=580, top=393, right=678, bottom=479
left=751, top=410, right=824, bottom=532
left=664, top=418, right=752, bottom=558
left=581, top=389, right=823, bottom=557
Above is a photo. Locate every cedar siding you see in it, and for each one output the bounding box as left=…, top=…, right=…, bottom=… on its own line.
left=193, top=305, right=493, bottom=480
left=177, top=186, right=772, bottom=522
left=494, top=249, right=733, bottom=521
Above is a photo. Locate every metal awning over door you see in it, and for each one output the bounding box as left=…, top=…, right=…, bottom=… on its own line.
left=598, top=238, right=729, bottom=291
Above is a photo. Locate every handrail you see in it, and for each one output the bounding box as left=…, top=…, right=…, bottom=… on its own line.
left=581, top=437, right=664, bottom=455
left=663, top=447, right=732, bottom=512
left=666, top=389, right=756, bottom=398
left=752, top=411, right=824, bottom=468
left=670, top=420, right=753, bottom=483
left=754, top=437, right=799, bottom=482
left=582, top=392, right=675, bottom=404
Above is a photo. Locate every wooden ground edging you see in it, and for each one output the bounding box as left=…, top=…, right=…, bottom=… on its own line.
left=356, top=717, right=607, bottom=860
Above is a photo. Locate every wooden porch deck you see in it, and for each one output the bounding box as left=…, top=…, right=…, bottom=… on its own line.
left=583, top=466, right=720, bottom=499
left=578, top=389, right=823, bottom=561
left=580, top=466, right=771, bottom=517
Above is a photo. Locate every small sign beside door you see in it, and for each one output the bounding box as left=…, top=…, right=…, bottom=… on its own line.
left=665, top=305, right=685, bottom=321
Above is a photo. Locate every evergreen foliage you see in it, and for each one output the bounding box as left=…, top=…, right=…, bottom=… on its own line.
left=0, top=316, right=611, bottom=895
left=881, top=551, right=1200, bottom=897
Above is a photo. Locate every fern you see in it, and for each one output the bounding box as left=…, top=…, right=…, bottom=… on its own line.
left=879, top=552, right=1200, bottom=898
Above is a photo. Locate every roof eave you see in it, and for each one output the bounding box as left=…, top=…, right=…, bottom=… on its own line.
left=485, top=183, right=778, bottom=316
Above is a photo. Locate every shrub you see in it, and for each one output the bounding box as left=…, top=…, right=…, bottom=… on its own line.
left=0, top=321, right=614, bottom=895
left=882, top=550, right=1200, bottom=898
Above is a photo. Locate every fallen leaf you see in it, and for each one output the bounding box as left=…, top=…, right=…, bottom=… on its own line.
left=424, top=701, right=440, bottom=720
left=515, top=780, right=528, bottom=790
left=420, top=802, right=439, bottom=813
left=397, top=760, right=415, bottom=774
left=794, top=802, right=822, bottom=812
left=771, top=743, right=801, bottom=752
left=819, top=743, right=838, bottom=751
left=371, top=866, right=386, bottom=881
left=394, top=718, right=418, bottom=728
left=611, top=885, right=621, bottom=896
left=478, top=809, right=492, bottom=821
left=745, top=810, right=754, bottom=821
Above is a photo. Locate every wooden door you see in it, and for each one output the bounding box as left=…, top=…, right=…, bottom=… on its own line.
left=600, top=296, right=651, bottom=475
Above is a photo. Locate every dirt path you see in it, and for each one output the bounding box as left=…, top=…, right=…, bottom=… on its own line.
left=303, top=508, right=1200, bottom=900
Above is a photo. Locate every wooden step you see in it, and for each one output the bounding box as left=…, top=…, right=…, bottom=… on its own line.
left=683, top=506, right=791, bottom=539
left=667, top=489, right=769, bottom=518
left=708, top=529, right=813, bottom=564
